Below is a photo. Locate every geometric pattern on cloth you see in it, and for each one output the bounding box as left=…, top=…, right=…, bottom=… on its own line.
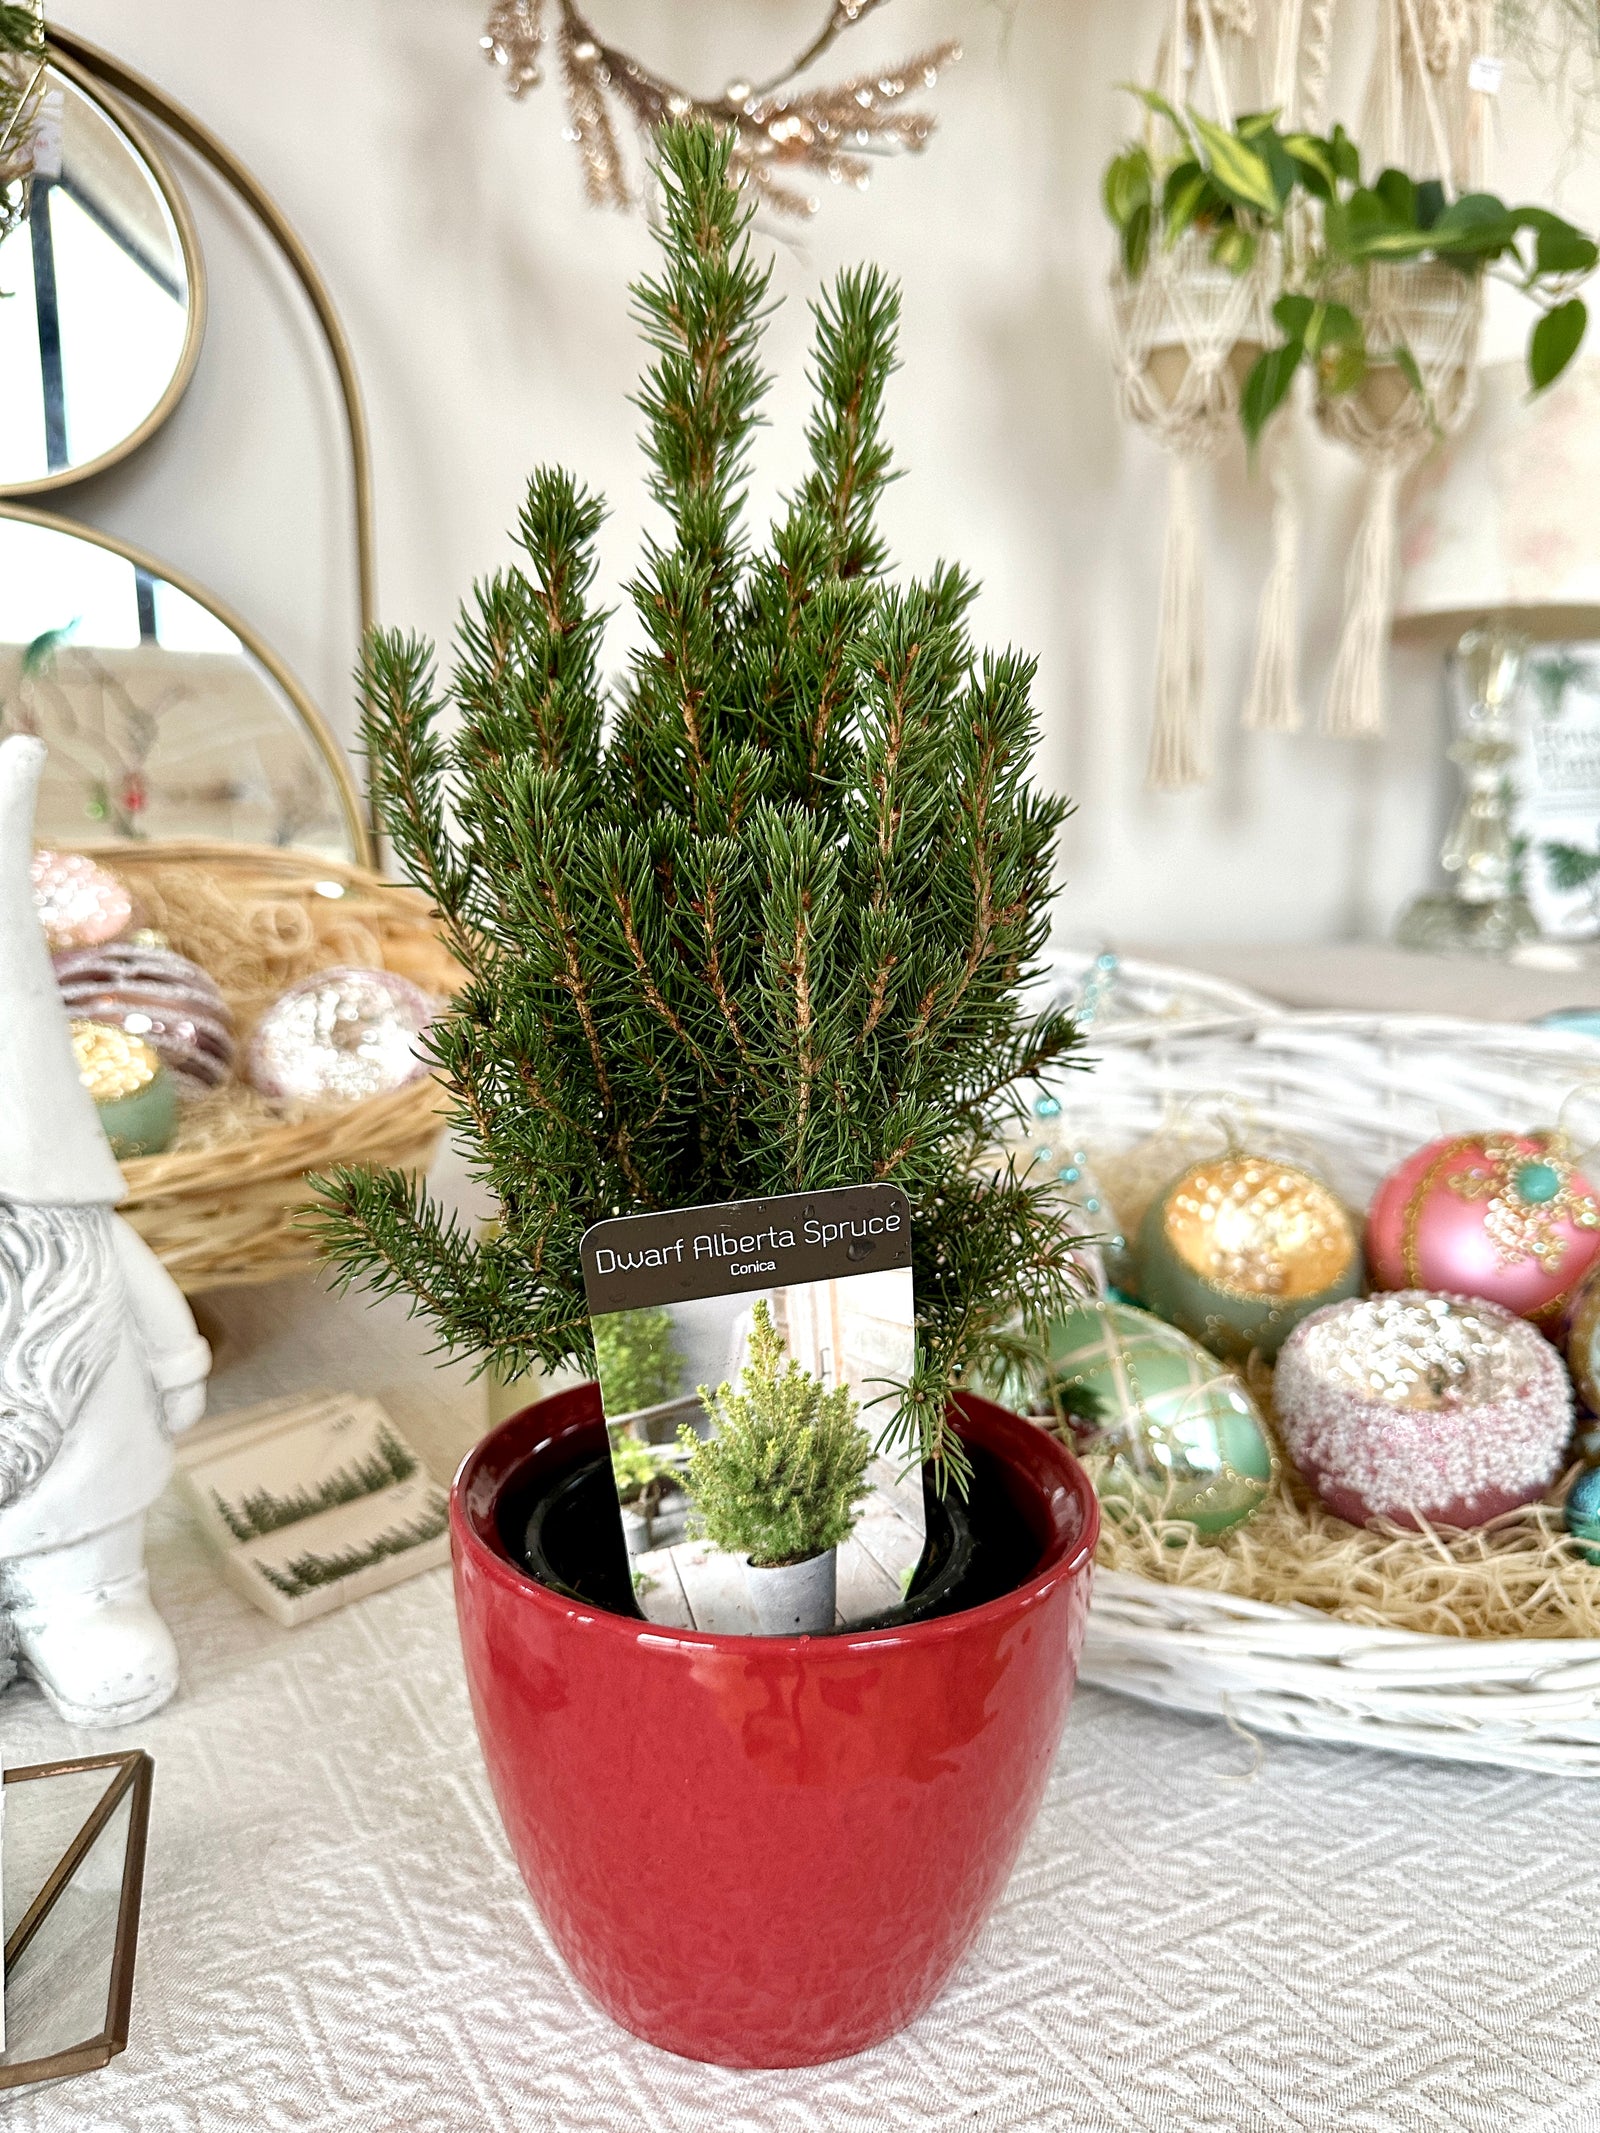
left=3, top=1478, right=1600, bottom=2132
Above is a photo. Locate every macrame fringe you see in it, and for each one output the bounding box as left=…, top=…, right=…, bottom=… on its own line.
left=1321, top=458, right=1406, bottom=740
left=1242, top=423, right=1302, bottom=733
left=1147, top=455, right=1209, bottom=789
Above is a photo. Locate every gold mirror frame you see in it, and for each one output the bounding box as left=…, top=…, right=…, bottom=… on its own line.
left=0, top=47, right=206, bottom=500
left=44, top=30, right=380, bottom=857
left=0, top=499, right=371, bottom=864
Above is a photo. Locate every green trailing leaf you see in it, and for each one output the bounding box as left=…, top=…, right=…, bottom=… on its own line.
left=1162, top=161, right=1211, bottom=244
left=1374, top=166, right=1417, bottom=226
left=1122, top=200, right=1151, bottom=278
left=1102, top=146, right=1151, bottom=229
left=1531, top=296, right=1588, bottom=389
left=1282, top=131, right=1339, bottom=195
left=1520, top=208, right=1600, bottom=277
left=1241, top=340, right=1303, bottom=445
left=1120, top=83, right=1190, bottom=142
left=1190, top=109, right=1282, bottom=216
left=1319, top=340, right=1367, bottom=396
left=1210, top=223, right=1255, bottom=274
left=1393, top=343, right=1427, bottom=403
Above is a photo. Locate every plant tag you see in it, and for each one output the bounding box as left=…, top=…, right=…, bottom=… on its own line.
left=581, top=1185, right=924, bottom=1635
left=1468, top=53, right=1504, bottom=94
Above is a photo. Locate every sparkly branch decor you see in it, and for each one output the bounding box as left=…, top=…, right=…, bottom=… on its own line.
left=480, top=0, right=960, bottom=216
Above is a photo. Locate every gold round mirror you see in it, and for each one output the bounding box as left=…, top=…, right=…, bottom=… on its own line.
left=0, top=53, right=203, bottom=494
left=0, top=508, right=368, bottom=862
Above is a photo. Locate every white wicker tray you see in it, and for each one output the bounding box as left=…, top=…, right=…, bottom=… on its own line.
left=1034, top=964, right=1600, bottom=1775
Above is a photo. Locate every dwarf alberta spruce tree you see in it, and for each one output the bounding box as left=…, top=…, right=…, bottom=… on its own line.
left=312, top=122, right=1083, bottom=1485
left=683, top=1302, right=870, bottom=1567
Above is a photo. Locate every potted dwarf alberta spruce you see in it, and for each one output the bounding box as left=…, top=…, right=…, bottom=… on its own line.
left=683, top=1300, right=871, bottom=1633
left=314, top=123, right=1098, bottom=2070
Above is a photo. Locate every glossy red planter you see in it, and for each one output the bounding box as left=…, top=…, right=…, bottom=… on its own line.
left=452, top=1384, right=1098, bottom=2068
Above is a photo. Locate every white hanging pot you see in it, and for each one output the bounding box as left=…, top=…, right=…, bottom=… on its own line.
left=1113, top=227, right=1276, bottom=443
left=744, top=1548, right=838, bottom=1635
left=1314, top=259, right=1482, bottom=449
left=1314, top=261, right=1483, bottom=741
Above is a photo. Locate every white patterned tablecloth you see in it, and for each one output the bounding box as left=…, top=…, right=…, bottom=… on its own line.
left=4, top=1149, right=1600, bottom=2130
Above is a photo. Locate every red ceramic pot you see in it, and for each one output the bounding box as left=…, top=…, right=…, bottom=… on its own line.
left=452, top=1383, right=1098, bottom=2069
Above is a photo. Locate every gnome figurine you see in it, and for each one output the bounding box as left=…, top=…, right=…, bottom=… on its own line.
left=0, top=735, right=209, bottom=1724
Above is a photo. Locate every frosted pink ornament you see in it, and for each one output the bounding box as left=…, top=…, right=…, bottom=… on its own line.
left=246, top=966, right=436, bottom=1104
left=1367, top=1132, right=1600, bottom=1327
left=1276, top=1291, right=1573, bottom=1529
left=29, top=848, right=132, bottom=951
left=55, top=941, right=235, bottom=1095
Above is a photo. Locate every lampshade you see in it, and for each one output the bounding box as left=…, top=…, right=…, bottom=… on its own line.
left=1395, top=358, right=1600, bottom=643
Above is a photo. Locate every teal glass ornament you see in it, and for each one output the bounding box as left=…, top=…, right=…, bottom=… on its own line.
left=1567, top=1464, right=1600, bottom=1565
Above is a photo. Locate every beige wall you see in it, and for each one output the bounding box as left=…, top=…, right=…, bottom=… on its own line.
left=50, top=0, right=1600, bottom=944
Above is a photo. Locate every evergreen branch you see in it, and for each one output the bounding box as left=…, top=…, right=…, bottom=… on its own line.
left=358, top=632, right=479, bottom=973
left=794, top=264, right=901, bottom=579
left=312, top=123, right=1081, bottom=1482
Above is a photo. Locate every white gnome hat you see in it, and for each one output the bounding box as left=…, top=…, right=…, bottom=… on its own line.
left=0, top=735, right=126, bottom=1205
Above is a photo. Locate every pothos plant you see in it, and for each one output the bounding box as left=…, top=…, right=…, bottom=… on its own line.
left=312, top=121, right=1087, bottom=1491
left=1103, top=90, right=1600, bottom=445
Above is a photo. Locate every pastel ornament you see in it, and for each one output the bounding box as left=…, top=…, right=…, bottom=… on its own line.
left=30, top=847, right=132, bottom=951
left=247, top=966, right=436, bottom=1103
left=1367, top=1133, right=1600, bottom=1327
left=71, top=1021, right=178, bottom=1159
left=56, top=939, right=235, bottom=1094
left=0, top=736, right=211, bottom=1725
left=1139, top=1156, right=1363, bottom=1363
left=1275, top=1291, right=1572, bottom=1530
left=1565, top=1464, right=1600, bottom=1566
left=1565, top=1263, right=1600, bottom=1415
left=1042, top=1300, right=1274, bottom=1536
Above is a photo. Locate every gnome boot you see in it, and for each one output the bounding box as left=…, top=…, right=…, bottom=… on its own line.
left=5, top=1513, right=180, bottom=1725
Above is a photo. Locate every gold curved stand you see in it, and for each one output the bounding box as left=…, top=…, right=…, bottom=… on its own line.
left=49, top=28, right=379, bottom=857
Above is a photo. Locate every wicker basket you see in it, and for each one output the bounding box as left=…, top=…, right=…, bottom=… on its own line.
left=80, top=841, right=455, bottom=1291
left=1033, top=962, right=1600, bottom=1775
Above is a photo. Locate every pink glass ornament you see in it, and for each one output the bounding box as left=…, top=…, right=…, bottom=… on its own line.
left=1367, top=1132, right=1600, bottom=1327
left=1277, top=1290, right=1572, bottom=1528
left=55, top=941, right=235, bottom=1095
left=29, top=849, right=132, bottom=952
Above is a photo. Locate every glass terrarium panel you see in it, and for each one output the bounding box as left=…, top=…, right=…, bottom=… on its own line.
left=1, top=1762, right=141, bottom=2079
left=0, top=65, right=194, bottom=488
left=0, top=514, right=361, bottom=859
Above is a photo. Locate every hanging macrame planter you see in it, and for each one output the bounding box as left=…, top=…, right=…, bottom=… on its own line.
left=1315, top=258, right=1481, bottom=737
left=1311, top=0, right=1490, bottom=738
left=1111, top=227, right=1275, bottom=788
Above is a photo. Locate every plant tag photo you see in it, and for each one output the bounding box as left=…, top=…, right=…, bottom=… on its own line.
left=581, top=1185, right=922, bottom=1635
